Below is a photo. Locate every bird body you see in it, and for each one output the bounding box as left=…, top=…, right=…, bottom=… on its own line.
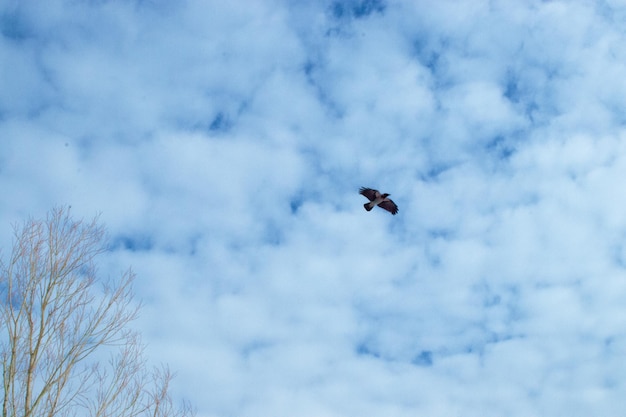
left=359, top=187, right=398, bottom=215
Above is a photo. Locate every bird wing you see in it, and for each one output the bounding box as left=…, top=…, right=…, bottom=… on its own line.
left=359, top=187, right=380, bottom=201
left=378, top=199, right=399, bottom=215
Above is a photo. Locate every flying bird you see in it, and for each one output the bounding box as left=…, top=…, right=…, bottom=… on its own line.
left=359, top=187, right=398, bottom=215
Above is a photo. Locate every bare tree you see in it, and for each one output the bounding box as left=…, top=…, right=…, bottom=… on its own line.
left=0, top=207, right=193, bottom=417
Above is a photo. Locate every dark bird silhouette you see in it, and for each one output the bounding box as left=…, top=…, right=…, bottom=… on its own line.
left=359, top=187, right=398, bottom=215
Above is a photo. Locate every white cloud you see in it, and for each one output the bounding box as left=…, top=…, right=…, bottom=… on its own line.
left=3, top=0, right=626, bottom=415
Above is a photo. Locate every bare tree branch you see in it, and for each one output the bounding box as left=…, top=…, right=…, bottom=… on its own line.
left=0, top=207, right=194, bottom=417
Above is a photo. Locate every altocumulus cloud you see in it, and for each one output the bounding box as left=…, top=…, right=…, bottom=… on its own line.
left=2, top=0, right=626, bottom=415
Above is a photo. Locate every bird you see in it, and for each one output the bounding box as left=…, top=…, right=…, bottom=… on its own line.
left=359, top=187, right=398, bottom=215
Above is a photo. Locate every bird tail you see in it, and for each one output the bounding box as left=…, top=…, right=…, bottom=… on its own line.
left=364, top=203, right=373, bottom=211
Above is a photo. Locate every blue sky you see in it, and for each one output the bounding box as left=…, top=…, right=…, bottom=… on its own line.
left=3, top=0, right=626, bottom=415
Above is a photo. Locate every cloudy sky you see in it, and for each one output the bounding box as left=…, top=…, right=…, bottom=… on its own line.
left=3, top=0, right=626, bottom=415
